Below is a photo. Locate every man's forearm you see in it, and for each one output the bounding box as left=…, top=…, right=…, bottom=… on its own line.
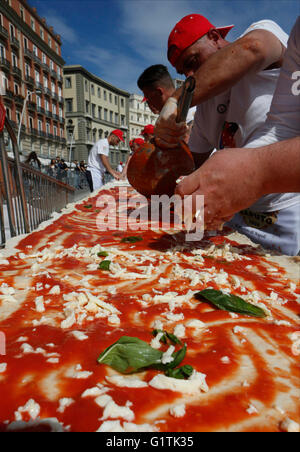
left=173, top=32, right=284, bottom=106
left=100, top=155, right=116, bottom=175
left=257, top=137, right=300, bottom=195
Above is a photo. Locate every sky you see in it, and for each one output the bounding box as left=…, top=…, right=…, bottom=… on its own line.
left=32, top=0, right=299, bottom=94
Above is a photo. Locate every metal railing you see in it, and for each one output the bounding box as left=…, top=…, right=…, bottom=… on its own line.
left=0, top=113, right=75, bottom=247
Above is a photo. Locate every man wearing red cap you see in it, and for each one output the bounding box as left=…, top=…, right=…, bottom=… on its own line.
left=86, top=129, right=123, bottom=192
left=121, top=138, right=145, bottom=180
left=154, top=14, right=300, bottom=255
left=140, top=124, right=154, bottom=143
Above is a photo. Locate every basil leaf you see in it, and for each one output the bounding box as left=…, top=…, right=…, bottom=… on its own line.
left=97, top=251, right=109, bottom=257
left=98, top=260, right=111, bottom=271
left=165, top=332, right=182, bottom=345
left=165, top=364, right=194, bottom=379
left=97, top=336, right=163, bottom=374
left=84, top=204, right=93, bottom=209
left=151, top=329, right=182, bottom=345
left=195, top=289, right=266, bottom=318
left=153, top=344, right=187, bottom=371
left=121, top=236, right=143, bottom=243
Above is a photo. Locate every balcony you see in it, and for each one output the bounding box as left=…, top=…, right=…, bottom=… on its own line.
left=44, top=87, right=51, bottom=97
left=52, top=114, right=59, bottom=121
left=45, top=110, right=52, bottom=118
left=0, top=25, right=8, bottom=40
left=37, top=106, right=45, bottom=115
left=46, top=133, right=54, bottom=140
left=25, top=74, right=34, bottom=86
left=38, top=130, right=46, bottom=138
left=42, top=63, right=50, bottom=73
left=30, top=128, right=38, bottom=137
left=14, top=95, right=25, bottom=105
left=33, top=54, right=41, bottom=66
left=36, top=82, right=43, bottom=91
left=3, top=90, right=14, bottom=102
left=24, top=48, right=32, bottom=60
left=12, top=66, right=22, bottom=79
left=59, top=117, right=65, bottom=124
left=58, top=96, right=64, bottom=104
left=0, top=57, right=10, bottom=72
left=27, top=101, right=36, bottom=111
left=52, top=92, right=58, bottom=101
left=10, top=35, right=20, bottom=50
left=50, top=70, right=57, bottom=79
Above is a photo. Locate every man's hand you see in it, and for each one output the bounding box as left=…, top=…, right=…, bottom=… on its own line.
left=111, top=170, right=121, bottom=180
left=175, top=148, right=265, bottom=229
left=154, top=97, right=188, bottom=149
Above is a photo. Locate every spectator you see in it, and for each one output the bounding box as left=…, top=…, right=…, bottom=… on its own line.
left=74, top=160, right=82, bottom=189
left=47, top=159, right=57, bottom=178
left=24, top=152, right=41, bottom=171
left=57, top=159, right=68, bottom=182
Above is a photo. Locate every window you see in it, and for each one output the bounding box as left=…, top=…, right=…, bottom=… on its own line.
left=43, top=76, right=48, bottom=88
left=85, top=100, right=89, bottom=114
left=115, top=96, right=117, bottom=105
left=65, top=77, right=72, bottom=89
left=98, top=106, right=102, bottom=119
left=65, top=99, right=73, bottom=113
left=52, top=103, right=57, bottom=115
left=23, top=37, right=28, bottom=50
left=54, top=125, right=57, bottom=136
left=45, top=99, right=49, bottom=111
left=115, top=113, right=119, bottom=124
left=0, top=43, right=5, bottom=59
left=25, top=63, right=30, bottom=77
left=121, top=98, right=124, bottom=108
left=11, top=53, right=18, bottom=68
left=104, top=108, right=107, bottom=121
left=35, top=70, right=40, bottom=83
left=36, top=95, right=41, bottom=107
left=30, top=18, right=35, bottom=31
left=20, top=7, right=25, bottom=21
left=38, top=120, right=43, bottom=131
left=121, top=115, right=125, bottom=126
left=109, top=93, right=112, bottom=103
left=85, top=80, right=88, bottom=92
left=50, top=60, right=54, bottom=70
left=98, top=87, right=101, bottom=98
left=42, top=53, right=46, bottom=64
left=33, top=45, right=38, bottom=56
left=92, top=104, right=96, bottom=117
left=48, top=37, right=52, bottom=48
left=91, top=84, right=94, bottom=95
left=14, top=83, right=19, bottom=95
left=29, top=117, right=34, bottom=130
left=46, top=122, right=50, bottom=134
left=40, top=28, right=44, bottom=40
left=110, top=111, right=113, bottom=122
left=9, top=24, right=15, bottom=38
left=103, top=90, right=107, bottom=101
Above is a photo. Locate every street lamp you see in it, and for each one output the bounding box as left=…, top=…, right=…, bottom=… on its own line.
left=67, top=119, right=86, bottom=164
left=17, top=88, right=42, bottom=149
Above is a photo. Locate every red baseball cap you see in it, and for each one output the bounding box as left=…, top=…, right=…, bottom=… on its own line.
left=134, top=138, right=145, bottom=146
left=141, top=124, right=154, bottom=136
left=111, top=129, right=124, bottom=142
left=168, top=14, right=234, bottom=66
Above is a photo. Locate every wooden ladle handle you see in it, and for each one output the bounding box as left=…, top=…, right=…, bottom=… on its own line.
left=176, top=76, right=196, bottom=123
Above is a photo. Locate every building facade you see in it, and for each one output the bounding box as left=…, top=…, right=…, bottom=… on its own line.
left=0, top=0, right=66, bottom=160
left=129, top=93, right=158, bottom=141
left=63, top=65, right=130, bottom=168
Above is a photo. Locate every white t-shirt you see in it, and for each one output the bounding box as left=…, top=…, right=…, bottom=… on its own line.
left=246, top=17, right=300, bottom=211
left=189, top=20, right=298, bottom=212
left=87, top=138, right=109, bottom=174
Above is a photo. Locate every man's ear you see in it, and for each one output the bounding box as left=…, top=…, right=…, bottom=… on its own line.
left=207, top=28, right=221, bottom=43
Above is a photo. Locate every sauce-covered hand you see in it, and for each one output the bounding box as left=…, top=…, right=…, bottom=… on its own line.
left=154, top=97, right=188, bottom=149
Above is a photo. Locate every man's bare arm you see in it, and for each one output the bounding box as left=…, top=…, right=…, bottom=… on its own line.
left=100, top=155, right=120, bottom=179
left=175, top=29, right=285, bottom=105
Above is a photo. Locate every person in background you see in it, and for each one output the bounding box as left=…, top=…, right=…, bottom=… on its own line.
left=140, top=124, right=155, bottom=143
left=47, top=159, right=57, bottom=178
left=121, top=138, right=145, bottom=180
left=117, top=162, right=124, bottom=173
left=137, top=64, right=196, bottom=141
left=57, top=159, right=68, bottom=182
left=86, top=129, right=123, bottom=192
left=25, top=152, right=41, bottom=171
left=73, top=160, right=82, bottom=189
